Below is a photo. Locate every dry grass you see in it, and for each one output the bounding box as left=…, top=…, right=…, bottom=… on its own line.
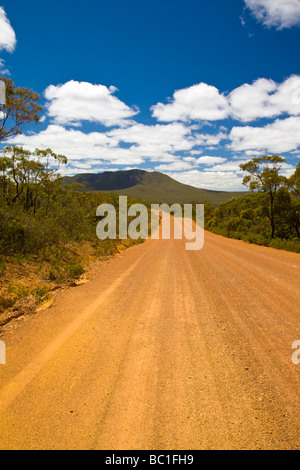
left=0, top=237, right=142, bottom=327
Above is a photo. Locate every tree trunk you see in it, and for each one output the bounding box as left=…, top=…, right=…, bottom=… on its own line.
left=270, top=193, right=275, bottom=239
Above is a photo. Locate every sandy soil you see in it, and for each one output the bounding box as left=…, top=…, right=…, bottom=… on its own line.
left=0, top=228, right=300, bottom=450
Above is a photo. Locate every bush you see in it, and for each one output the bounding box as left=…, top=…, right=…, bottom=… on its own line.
left=205, top=193, right=300, bottom=253
left=66, top=259, right=85, bottom=280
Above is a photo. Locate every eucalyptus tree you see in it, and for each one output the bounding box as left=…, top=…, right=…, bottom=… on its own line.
left=0, top=78, right=42, bottom=143
left=240, top=156, right=288, bottom=238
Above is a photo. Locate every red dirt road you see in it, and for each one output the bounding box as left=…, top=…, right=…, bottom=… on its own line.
left=0, top=230, right=300, bottom=450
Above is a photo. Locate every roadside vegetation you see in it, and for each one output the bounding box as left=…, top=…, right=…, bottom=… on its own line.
left=0, top=77, right=151, bottom=324
left=0, top=146, right=148, bottom=324
left=0, top=77, right=299, bottom=325
left=201, top=156, right=300, bottom=253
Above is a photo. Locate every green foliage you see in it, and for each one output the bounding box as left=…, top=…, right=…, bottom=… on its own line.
left=7, top=283, right=32, bottom=297
left=1, top=283, right=51, bottom=314
left=205, top=180, right=300, bottom=253
left=0, top=77, right=42, bottom=143
left=32, top=285, right=50, bottom=301
left=0, top=257, right=6, bottom=275
left=200, top=157, right=300, bottom=253
left=0, top=146, right=67, bottom=214
left=66, top=260, right=85, bottom=280
left=0, top=146, right=150, bottom=290
left=48, top=255, right=85, bottom=282
left=240, top=155, right=288, bottom=238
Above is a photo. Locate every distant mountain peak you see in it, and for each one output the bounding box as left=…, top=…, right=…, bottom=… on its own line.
left=63, top=169, right=245, bottom=205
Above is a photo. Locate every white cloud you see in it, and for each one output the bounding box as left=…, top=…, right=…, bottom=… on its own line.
left=196, top=156, right=227, bottom=165
left=229, top=76, right=300, bottom=122
left=151, top=83, right=229, bottom=122
left=45, top=80, right=139, bottom=127
left=229, top=116, right=300, bottom=153
left=155, top=161, right=195, bottom=172
left=106, top=122, right=209, bottom=163
left=230, top=78, right=278, bottom=122
left=193, top=132, right=227, bottom=146
left=244, top=150, right=264, bottom=156
left=0, top=7, right=16, bottom=53
left=7, top=125, right=144, bottom=165
left=245, top=0, right=300, bottom=29
left=6, top=75, right=300, bottom=190
left=151, top=76, right=300, bottom=124
left=60, top=167, right=121, bottom=177
left=0, top=58, right=10, bottom=75
left=7, top=117, right=235, bottom=180
left=203, top=159, right=296, bottom=176
left=183, top=156, right=198, bottom=161
left=155, top=156, right=228, bottom=173
left=165, top=170, right=245, bottom=191
left=7, top=122, right=198, bottom=167
left=206, top=160, right=253, bottom=172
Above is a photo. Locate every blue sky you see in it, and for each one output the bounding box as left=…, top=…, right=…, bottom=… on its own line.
left=1, top=0, right=300, bottom=190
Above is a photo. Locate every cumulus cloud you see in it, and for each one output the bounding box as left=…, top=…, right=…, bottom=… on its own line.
left=151, top=83, right=229, bottom=122
left=165, top=170, right=245, bottom=191
left=45, top=80, right=139, bottom=127
left=7, top=116, right=234, bottom=181
left=162, top=157, right=295, bottom=191
left=230, top=78, right=278, bottom=122
left=196, top=156, right=227, bottom=165
left=155, top=161, right=195, bottom=172
left=205, top=159, right=255, bottom=172
left=107, top=122, right=196, bottom=159
left=229, top=116, right=300, bottom=153
left=152, top=76, right=300, bottom=124
left=155, top=156, right=228, bottom=173
left=7, top=75, right=300, bottom=189
left=245, top=0, right=300, bottom=29
left=7, top=125, right=141, bottom=165
left=7, top=122, right=208, bottom=167
left=0, top=7, right=16, bottom=52
left=193, top=132, right=228, bottom=146
left=229, top=76, right=300, bottom=122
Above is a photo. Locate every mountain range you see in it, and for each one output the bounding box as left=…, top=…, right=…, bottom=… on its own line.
left=63, top=169, right=246, bottom=205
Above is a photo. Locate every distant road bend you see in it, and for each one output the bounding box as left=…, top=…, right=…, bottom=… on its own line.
left=0, top=224, right=300, bottom=450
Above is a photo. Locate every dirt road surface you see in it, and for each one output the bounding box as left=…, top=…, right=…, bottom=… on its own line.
left=0, top=228, right=300, bottom=450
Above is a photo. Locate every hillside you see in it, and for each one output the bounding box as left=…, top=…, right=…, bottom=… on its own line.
left=63, top=169, right=246, bottom=205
